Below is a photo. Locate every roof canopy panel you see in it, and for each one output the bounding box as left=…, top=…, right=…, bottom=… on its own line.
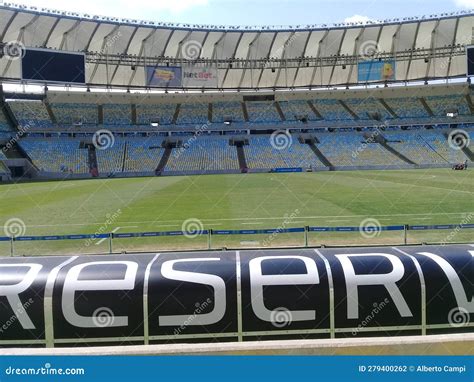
left=0, top=4, right=471, bottom=89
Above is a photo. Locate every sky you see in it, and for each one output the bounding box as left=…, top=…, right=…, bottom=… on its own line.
left=6, top=0, right=474, bottom=27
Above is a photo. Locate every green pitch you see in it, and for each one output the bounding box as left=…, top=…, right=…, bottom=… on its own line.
left=1, top=168, right=473, bottom=256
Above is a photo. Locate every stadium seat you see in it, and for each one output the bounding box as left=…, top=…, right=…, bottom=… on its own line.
left=123, top=137, right=165, bottom=172
left=176, top=103, right=209, bottom=125
left=96, top=138, right=126, bottom=173
left=213, top=102, right=246, bottom=123
left=19, top=138, right=89, bottom=173
left=244, top=136, right=325, bottom=169
left=136, top=104, right=177, bottom=125
left=51, top=103, right=98, bottom=125
left=312, top=99, right=353, bottom=121
left=246, top=102, right=282, bottom=123
left=8, top=100, right=53, bottom=128
left=315, top=132, right=406, bottom=167
left=165, top=136, right=239, bottom=172
left=103, top=104, right=132, bottom=125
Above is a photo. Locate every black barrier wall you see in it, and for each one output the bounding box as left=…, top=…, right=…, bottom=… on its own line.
left=0, top=245, right=472, bottom=347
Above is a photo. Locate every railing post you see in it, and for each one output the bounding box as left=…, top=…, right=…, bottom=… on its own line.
left=10, top=237, right=14, bottom=257
left=208, top=229, right=212, bottom=250
left=109, top=233, right=113, bottom=254
left=304, top=226, right=309, bottom=247
left=404, top=224, right=408, bottom=245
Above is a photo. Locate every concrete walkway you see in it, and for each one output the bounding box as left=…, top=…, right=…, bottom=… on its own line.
left=2, top=333, right=472, bottom=356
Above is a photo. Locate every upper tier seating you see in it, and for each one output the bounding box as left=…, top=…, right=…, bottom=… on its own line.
left=103, top=104, right=132, bottom=125
left=213, top=102, right=245, bottom=123
left=424, top=95, right=470, bottom=117
left=51, top=103, right=98, bottom=125
left=385, top=98, right=429, bottom=119
left=136, top=104, right=176, bottom=125
left=9, top=101, right=52, bottom=127
left=344, top=98, right=392, bottom=120
left=312, top=99, right=353, bottom=121
left=246, top=102, right=281, bottom=123
left=0, top=110, right=13, bottom=135
left=278, top=100, right=317, bottom=121
left=177, top=103, right=209, bottom=125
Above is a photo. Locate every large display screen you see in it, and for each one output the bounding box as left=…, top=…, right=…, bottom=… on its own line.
left=21, top=48, right=86, bottom=84
left=358, top=60, right=396, bottom=82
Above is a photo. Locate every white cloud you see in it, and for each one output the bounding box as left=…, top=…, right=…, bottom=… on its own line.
left=15, top=0, right=210, bottom=18
left=344, top=14, right=374, bottom=24
left=453, top=0, right=474, bottom=8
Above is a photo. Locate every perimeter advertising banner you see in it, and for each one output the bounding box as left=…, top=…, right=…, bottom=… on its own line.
left=0, top=245, right=472, bottom=347
left=146, top=66, right=182, bottom=87
left=182, top=66, right=218, bottom=88
left=358, top=60, right=396, bottom=82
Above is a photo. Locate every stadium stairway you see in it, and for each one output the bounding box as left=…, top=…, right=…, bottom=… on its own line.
left=121, top=142, right=128, bottom=172
left=420, top=98, right=435, bottom=117
left=274, top=102, right=286, bottom=121
left=242, top=103, right=250, bottom=122
left=172, top=104, right=181, bottom=124
left=156, top=146, right=172, bottom=175
left=307, top=101, right=323, bottom=119
left=379, top=99, right=398, bottom=118
left=465, top=95, right=474, bottom=114
left=339, top=100, right=359, bottom=120
left=368, top=133, right=417, bottom=165
left=1, top=142, right=25, bottom=159
left=43, top=99, right=58, bottom=124
left=236, top=144, right=248, bottom=172
left=87, top=145, right=99, bottom=177
left=307, top=141, right=333, bottom=168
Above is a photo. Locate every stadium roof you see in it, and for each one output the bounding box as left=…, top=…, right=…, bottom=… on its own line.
left=0, top=2, right=473, bottom=89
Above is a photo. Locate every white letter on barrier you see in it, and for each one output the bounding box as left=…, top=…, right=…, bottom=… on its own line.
left=249, top=256, right=318, bottom=322
left=159, top=258, right=226, bottom=326
left=0, top=263, right=42, bottom=329
left=62, top=261, right=138, bottom=328
left=417, top=251, right=474, bottom=313
left=336, top=253, right=412, bottom=319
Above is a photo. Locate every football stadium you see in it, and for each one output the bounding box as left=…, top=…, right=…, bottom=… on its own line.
left=0, top=0, right=472, bottom=367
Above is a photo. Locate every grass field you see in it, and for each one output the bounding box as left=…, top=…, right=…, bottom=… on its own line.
left=1, top=168, right=473, bottom=256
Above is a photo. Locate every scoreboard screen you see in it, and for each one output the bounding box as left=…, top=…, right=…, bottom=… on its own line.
left=21, top=48, right=86, bottom=84
left=468, top=46, right=474, bottom=77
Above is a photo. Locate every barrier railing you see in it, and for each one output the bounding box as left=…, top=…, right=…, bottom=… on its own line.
left=2, top=223, right=474, bottom=256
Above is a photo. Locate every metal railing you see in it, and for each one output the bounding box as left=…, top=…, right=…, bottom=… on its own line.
left=2, top=223, right=474, bottom=256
